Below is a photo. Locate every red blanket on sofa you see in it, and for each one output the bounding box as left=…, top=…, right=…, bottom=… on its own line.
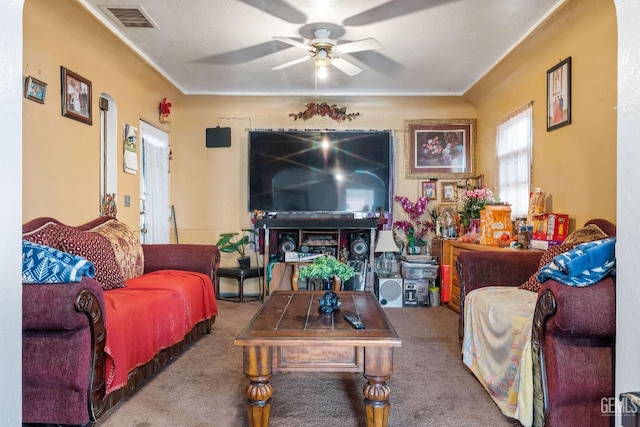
left=103, top=270, right=218, bottom=394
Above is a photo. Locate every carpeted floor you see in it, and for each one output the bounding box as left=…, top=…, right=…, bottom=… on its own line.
left=97, top=299, right=521, bottom=427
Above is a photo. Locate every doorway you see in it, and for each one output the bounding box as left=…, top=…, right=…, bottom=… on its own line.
left=139, top=121, right=170, bottom=243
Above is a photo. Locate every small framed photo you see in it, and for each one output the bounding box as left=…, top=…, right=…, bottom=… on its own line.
left=61, top=66, right=92, bottom=125
left=547, top=57, right=571, bottom=131
left=24, top=76, right=47, bottom=104
left=404, top=118, right=476, bottom=178
left=421, top=181, right=437, bottom=200
left=441, top=181, right=458, bottom=203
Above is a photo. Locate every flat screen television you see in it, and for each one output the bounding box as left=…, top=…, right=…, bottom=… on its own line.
left=248, top=130, right=393, bottom=214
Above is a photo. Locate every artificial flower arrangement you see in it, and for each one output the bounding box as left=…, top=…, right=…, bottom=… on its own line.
left=159, top=97, right=172, bottom=118
left=290, top=102, right=360, bottom=122
left=458, top=187, right=495, bottom=229
left=392, top=195, right=436, bottom=251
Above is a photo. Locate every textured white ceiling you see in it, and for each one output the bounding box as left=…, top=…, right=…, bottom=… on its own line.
left=79, top=0, right=565, bottom=96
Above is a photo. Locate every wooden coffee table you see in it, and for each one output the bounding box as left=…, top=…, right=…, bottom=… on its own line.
left=234, top=290, right=402, bottom=427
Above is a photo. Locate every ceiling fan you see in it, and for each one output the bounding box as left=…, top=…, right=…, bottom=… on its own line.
left=272, top=28, right=381, bottom=76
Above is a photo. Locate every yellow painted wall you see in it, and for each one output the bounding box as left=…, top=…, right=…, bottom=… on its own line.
left=22, top=0, right=179, bottom=226
left=463, top=0, right=617, bottom=228
left=23, top=0, right=617, bottom=294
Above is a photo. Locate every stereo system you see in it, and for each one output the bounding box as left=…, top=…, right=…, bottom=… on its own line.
left=348, top=232, right=369, bottom=260
left=377, top=277, right=404, bottom=307
left=277, top=232, right=298, bottom=261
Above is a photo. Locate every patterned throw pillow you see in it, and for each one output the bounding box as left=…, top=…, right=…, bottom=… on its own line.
left=24, top=222, right=126, bottom=290
left=91, top=219, right=144, bottom=280
left=519, top=243, right=576, bottom=292
left=22, top=221, right=59, bottom=247
left=563, top=223, right=608, bottom=245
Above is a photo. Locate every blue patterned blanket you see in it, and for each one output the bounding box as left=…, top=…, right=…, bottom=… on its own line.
left=537, top=237, right=616, bottom=287
left=22, top=240, right=95, bottom=283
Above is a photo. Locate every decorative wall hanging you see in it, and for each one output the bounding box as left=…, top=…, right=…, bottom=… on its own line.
left=123, top=123, right=138, bottom=174
left=546, top=57, right=571, bottom=131
left=404, top=118, right=476, bottom=179
left=24, top=76, right=47, bottom=104
left=61, top=66, right=92, bottom=125
left=290, top=102, right=360, bottom=122
left=159, top=97, right=172, bottom=123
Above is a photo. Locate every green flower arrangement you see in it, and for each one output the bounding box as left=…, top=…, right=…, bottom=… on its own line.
left=298, top=256, right=355, bottom=282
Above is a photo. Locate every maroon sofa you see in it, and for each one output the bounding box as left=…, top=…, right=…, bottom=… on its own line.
left=22, top=216, right=220, bottom=426
left=457, top=219, right=616, bottom=426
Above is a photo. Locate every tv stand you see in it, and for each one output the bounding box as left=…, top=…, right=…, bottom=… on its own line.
left=275, top=212, right=355, bottom=219
left=255, top=218, right=378, bottom=298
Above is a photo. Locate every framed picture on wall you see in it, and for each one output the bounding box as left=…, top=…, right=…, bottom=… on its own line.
left=421, top=181, right=437, bottom=200
left=404, top=119, right=476, bottom=178
left=546, top=57, right=571, bottom=131
left=24, top=76, right=47, bottom=104
left=441, top=181, right=458, bottom=203
left=61, top=66, right=92, bottom=125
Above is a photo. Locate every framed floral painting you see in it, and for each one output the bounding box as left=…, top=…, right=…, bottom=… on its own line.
left=404, top=119, right=476, bottom=178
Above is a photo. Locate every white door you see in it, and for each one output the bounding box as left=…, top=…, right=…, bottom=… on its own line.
left=140, top=121, right=170, bottom=243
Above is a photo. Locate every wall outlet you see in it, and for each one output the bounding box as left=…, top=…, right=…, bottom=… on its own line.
left=124, top=195, right=130, bottom=207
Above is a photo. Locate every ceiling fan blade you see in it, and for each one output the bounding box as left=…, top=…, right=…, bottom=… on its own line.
left=331, top=57, right=362, bottom=76
left=272, top=36, right=310, bottom=50
left=343, top=1, right=450, bottom=26
left=335, top=38, right=381, bottom=54
left=272, top=55, right=311, bottom=70
left=237, top=0, right=306, bottom=24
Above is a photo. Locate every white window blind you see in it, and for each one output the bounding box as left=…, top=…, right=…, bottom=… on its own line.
left=496, top=103, right=533, bottom=218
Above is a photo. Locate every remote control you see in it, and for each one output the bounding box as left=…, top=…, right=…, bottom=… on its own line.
left=343, top=313, right=365, bottom=329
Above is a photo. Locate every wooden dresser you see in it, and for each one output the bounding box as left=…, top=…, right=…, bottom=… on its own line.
left=442, top=240, right=524, bottom=312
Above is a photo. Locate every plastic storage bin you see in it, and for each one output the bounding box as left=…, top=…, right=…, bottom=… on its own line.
left=401, top=262, right=438, bottom=279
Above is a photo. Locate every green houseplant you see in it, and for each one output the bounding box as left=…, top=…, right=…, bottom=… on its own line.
left=216, top=229, right=258, bottom=269
left=298, top=256, right=355, bottom=290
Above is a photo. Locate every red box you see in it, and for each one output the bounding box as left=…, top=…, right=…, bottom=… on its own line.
left=532, top=213, right=569, bottom=241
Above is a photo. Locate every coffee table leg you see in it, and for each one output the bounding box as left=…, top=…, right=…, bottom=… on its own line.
left=243, top=346, right=273, bottom=427
left=363, top=347, right=393, bottom=427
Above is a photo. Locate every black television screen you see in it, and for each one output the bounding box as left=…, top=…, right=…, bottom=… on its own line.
left=248, top=130, right=393, bottom=213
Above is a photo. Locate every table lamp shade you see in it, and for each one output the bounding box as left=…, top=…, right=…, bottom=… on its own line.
left=375, top=230, right=399, bottom=253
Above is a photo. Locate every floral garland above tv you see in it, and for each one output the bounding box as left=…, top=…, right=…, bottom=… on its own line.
left=290, top=102, right=360, bottom=122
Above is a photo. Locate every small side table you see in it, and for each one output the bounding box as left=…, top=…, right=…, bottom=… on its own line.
left=216, top=267, right=263, bottom=303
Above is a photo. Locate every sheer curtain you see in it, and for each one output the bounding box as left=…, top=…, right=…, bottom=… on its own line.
left=141, top=125, right=170, bottom=243
left=496, top=103, right=533, bottom=218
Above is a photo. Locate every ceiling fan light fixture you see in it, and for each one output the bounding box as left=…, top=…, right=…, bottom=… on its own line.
left=317, top=66, right=328, bottom=79
left=315, top=48, right=331, bottom=68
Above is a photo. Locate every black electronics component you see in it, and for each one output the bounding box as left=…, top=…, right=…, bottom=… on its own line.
left=343, top=313, right=365, bottom=329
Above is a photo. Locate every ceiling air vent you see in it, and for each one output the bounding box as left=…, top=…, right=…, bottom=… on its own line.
left=100, top=5, right=158, bottom=28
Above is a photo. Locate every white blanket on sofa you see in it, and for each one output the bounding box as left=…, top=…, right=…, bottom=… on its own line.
left=462, top=287, right=538, bottom=427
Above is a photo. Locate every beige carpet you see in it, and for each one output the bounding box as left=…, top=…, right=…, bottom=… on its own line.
left=97, top=299, right=520, bottom=427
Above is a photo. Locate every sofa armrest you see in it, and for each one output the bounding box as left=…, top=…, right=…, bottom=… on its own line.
left=142, top=244, right=221, bottom=280
left=23, top=276, right=108, bottom=424
left=539, top=276, right=616, bottom=336
left=23, top=276, right=105, bottom=330
left=457, top=250, right=543, bottom=345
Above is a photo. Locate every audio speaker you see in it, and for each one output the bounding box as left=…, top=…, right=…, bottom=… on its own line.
left=205, top=127, right=231, bottom=147
left=277, top=232, right=297, bottom=261
left=378, top=277, right=403, bottom=307
left=349, top=232, right=369, bottom=259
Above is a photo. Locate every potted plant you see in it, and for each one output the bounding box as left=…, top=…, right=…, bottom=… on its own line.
left=216, top=229, right=258, bottom=269
left=298, top=256, right=355, bottom=291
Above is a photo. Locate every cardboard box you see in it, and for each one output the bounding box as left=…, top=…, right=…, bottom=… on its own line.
left=532, top=213, right=569, bottom=241
left=529, top=239, right=564, bottom=250
left=479, top=205, right=512, bottom=246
